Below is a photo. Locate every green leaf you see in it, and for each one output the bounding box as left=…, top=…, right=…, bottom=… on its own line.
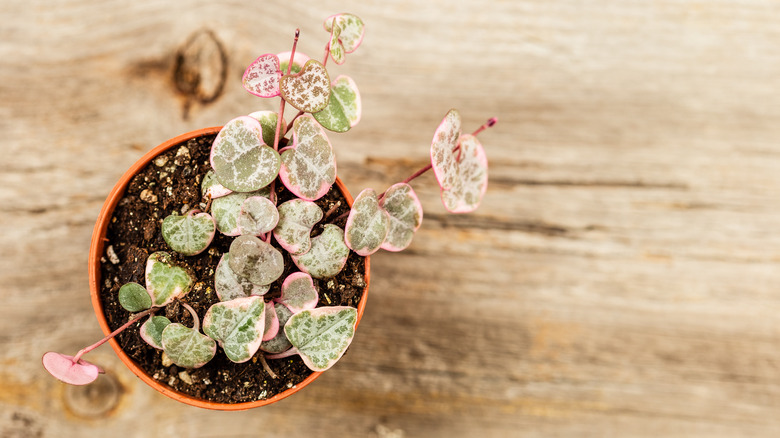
left=379, top=183, right=423, bottom=252
left=201, top=169, right=232, bottom=199
left=273, top=198, right=323, bottom=255
left=145, top=252, right=193, bottom=307
left=237, top=196, right=279, bottom=236
left=284, top=306, right=358, bottom=371
left=203, top=296, right=265, bottom=363
left=214, top=253, right=270, bottom=301
left=277, top=272, right=318, bottom=313
left=313, top=75, right=361, bottom=133
left=161, top=211, right=216, bottom=256
left=324, top=13, right=365, bottom=64
left=345, top=188, right=390, bottom=256
left=279, top=60, right=331, bottom=113
left=118, top=282, right=152, bottom=312
left=291, top=224, right=350, bottom=279
left=228, top=235, right=284, bottom=286
left=212, top=188, right=270, bottom=236
left=278, top=51, right=310, bottom=74
left=248, top=110, right=285, bottom=147
left=210, top=116, right=281, bottom=192
left=279, top=115, right=337, bottom=201
left=140, top=315, right=171, bottom=349
left=161, top=323, right=217, bottom=369
left=260, top=303, right=294, bottom=354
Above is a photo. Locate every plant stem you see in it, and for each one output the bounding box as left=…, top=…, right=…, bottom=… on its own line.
left=471, top=117, right=498, bottom=137
left=72, top=308, right=156, bottom=363
left=273, top=29, right=300, bottom=152
left=377, top=163, right=434, bottom=202
left=258, top=354, right=278, bottom=379
left=180, top=301, right=200, bottom=332
left=322, top=17, right=338, bottom=68
left=265, top=348, right=299, bottom=361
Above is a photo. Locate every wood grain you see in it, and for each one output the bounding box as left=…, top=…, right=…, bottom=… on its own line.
left=3, top=0, right=780, bottom=436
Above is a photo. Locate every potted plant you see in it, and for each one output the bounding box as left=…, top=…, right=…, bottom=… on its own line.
left=42, top=13, right=496, bottom=410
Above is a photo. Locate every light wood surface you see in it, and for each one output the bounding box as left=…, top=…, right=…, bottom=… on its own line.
left=3, top=1, right=780, bottom=436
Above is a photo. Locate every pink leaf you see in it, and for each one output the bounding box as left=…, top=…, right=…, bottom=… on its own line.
left=262, top=301, right=279, bottom=341
left=242, top=54, right=281, bottom=98
left=42, top=352, right=102, bottom=386
left=276, top=272, right=319, bottom=313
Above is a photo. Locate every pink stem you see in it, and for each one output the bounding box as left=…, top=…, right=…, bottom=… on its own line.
left=377, top=163, right=434, bottom=202
left=471, top=117, right=498, bottom=137
left=72, top=307, right=155, bottom=363
left=273, top=29, right=300, bottom=152
left=265, top=347, right=299, bottom=360
left=180, top=301, right=200, bottom=332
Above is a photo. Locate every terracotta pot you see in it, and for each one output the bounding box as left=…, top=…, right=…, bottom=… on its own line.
left=88, top=127, right=370, bottom=410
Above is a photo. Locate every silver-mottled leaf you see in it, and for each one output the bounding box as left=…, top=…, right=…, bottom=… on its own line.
left=430, top=109, right=462, bottom=191
left=203, top=296, right=265, bottom=363
left=323, top=13, right=365, bottom=64
left=161, top=211, right=216, bottom=256
left=237, top=196, right=279, bottom=236
left=214, top=253, right=270, bottom=301
left=145, top=252, right=193, bottom=307
left=439, top=134, right=489, bottom=213
left=201, top=170, right=232, bottom=199
left=279, top=60, right=331, bottom=113
left=248, top=110, right=285, bottom=147
left=279, top=115, right=336, bottom=201
left=379, top=183, right=423, bottom=251
left=140, top=315, right=171, bottom=350
left=210, top=116, right=281, bottom=192
left=212, top=188, right=270, bottom=236
left=345, top=188, right=390, bottom=256
left=284, top=306, right=358, bottom=371
left=277, top=272, right=318, bottom=313
left=313, top=75, right=361, bottom=133
left=242, top=53, right=281, bottom=98
left=161, top=323, right=217, bottom=369
left=273, top=198, right=323, bottom=255
left=228, top=235, right=284, bottom=286
left=291, top=224, right=349, bottom=279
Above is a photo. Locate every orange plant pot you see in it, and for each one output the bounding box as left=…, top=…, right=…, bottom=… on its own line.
left=88, top=127, right=370, bottom=410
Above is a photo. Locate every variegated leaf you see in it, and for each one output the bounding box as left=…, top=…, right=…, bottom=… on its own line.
left=203, top=296, right=265, bottom=363
left=237, top=196, right=279, bottom=236
left=161, top=211, right=216, bottom=256
left=242, top=53, right=281, bottom=98
left=210, top=116, right=281, bottom=192
left=313, top=75, right=361, bottom=133
left=277, top=272, right=318, bottom=313
left=291, top=224, right=349, bottom=279
left=284, top=306, right=358, bottom=371
left=118, top=282, right=151, bottom=312
left=263, top=300, right=279, bottom=341
left=42, top=352, right=101, bottom=385
left=279, top=115, right=337, bottom=201
left=379, top=183, right=423, bottom=252
left=145, top=252, right=193, bottom=307
left=228, top=235, right=284, bottom=286
left=277, top=50, right=310, bottom=74
left=273, top=198, right=323, bottom=255
left=439, top=134, right=489, bottom=213
left=212, top=188, right=270, bottom=236
left=279, top=60, right=331, bottom=113
left=430, top=109, right=463, bottom=191
left=201, top=169, right=232, bottom=199
left=324, top=13, right=365, bottom=64
left=260, top=303, right=293, bottom=353
left=161, top=323, right=217, bottom=369
left=140, top=315, right=171, bottom=350
left=214, top=253, right=270, bottom=301
left=345, top=188, right=390, bottom=256
left=248, top=110, right=285, bottom=147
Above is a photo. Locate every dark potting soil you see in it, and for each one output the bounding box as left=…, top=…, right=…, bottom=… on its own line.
left=99, top=133, right=366, bottom=404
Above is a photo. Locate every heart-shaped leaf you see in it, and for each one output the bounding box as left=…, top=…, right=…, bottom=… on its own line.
left=140, top=315, right=171, bottom=350
left=161, top=323, right=217, bottom=369
left=277, top=51, right=310, bottom=74
left=345, top=188, right=390, bottom=256
left=214, top=253, right=270, bottom=301
left=201, top=170, right=232, bottom=199
left=277, top=272, right=318, bottom=313
left=242, top=53, right=281, bottom=98
left=212, top=188, right=270, bottom=236
left=237, top=196, right=279, bottom=236
left=324, top=13, right=365, bottom=64
left=263, top=300, right=279, bottom=341
left=248, top=110, right=285, bottom=147
left=279, top=115, right=336, bottom=201
left=291, top=224, right=349, bottom=279
left=228, top=235, right=284, bottom=286
left=284, top=306, right=358, bottom=371
left=162, top=211, right=216, bottom=256
left=313, top=75, right=361, bottom=133
left=261, top=303, right=294, bottom=353
left=42, top=352, right=102, bottom=385
left=279, top=60, right=331, bottom=113
left=273, top=198, right=323, bottom=255
left=203, top=296, right=265, bottom=363
left=145, top=252, right=193, bottom=307
left=379, top=183, right=424, bottom=252
left=118, top=282, right=152, bottom=312
left=210, top=116, right=281, bottom=192
left=439, top=134, right=489, bottom=213
left=430, top=109, right=463, bottom=191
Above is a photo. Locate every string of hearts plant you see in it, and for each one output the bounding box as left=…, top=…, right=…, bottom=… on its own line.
left=43, top=13, right=496, bottom=388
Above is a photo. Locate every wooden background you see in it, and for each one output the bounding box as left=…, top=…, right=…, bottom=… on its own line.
left=3, top=1, right=780, bottom=436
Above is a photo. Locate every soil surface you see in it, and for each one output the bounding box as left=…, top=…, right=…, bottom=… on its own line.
left=99, top=133, right=366, bottom=404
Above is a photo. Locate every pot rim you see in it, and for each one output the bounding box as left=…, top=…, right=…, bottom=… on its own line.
left=88, top=126, right=370, bottom=410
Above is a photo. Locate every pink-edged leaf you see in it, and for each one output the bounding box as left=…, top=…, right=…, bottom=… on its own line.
left=201, top=170, right=233, bottom=199
left=210, top=116, right=281, bottom=192
left=313, top=75, right=361, bottom=133
left=212, top=187, right=271, bottom=236
left=145, top=252, right=193, bottom=307
left=237, top=196, right=279, bottom=236
left=140, top=315, right=171, bottom=350
left=203, top=296, right=265, bottom=363
left=440, top=134, right=489, bottom=213
left=214, top=253, right=270, bottom=301
left=260, top=303, right=294, bottom=353
left=118, top=282, right=152, bottom=312
left=379, top=183, right=424, bottom=252
left=279, top=115, right=336, bottom=201
left=161, top=323, right=217, bottom=369
left=291, top=224, right=349, bottom=279
left=228, top=235, right=284, bottom=286
left=242, top=53, right=281, bottom=98
left=324, top=13, right=365, bottom=64
left=161, top=210, right=216, bottom=256
left=273, top=198, right=323, bottom=255
left=279, top=59, right=331, bottom=113
left=282, top=306, right=358, bottom=372
left=430, top=109, right=463, bottom=191
left=42, top=352, right=102, bottom=385
left=276, top=272, right=318, bottom=313
left=277, top=51, right=311, bottom=74
left=262, top=300, right=279, bottom=341
left=345, top=188, right=390, bottom=256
